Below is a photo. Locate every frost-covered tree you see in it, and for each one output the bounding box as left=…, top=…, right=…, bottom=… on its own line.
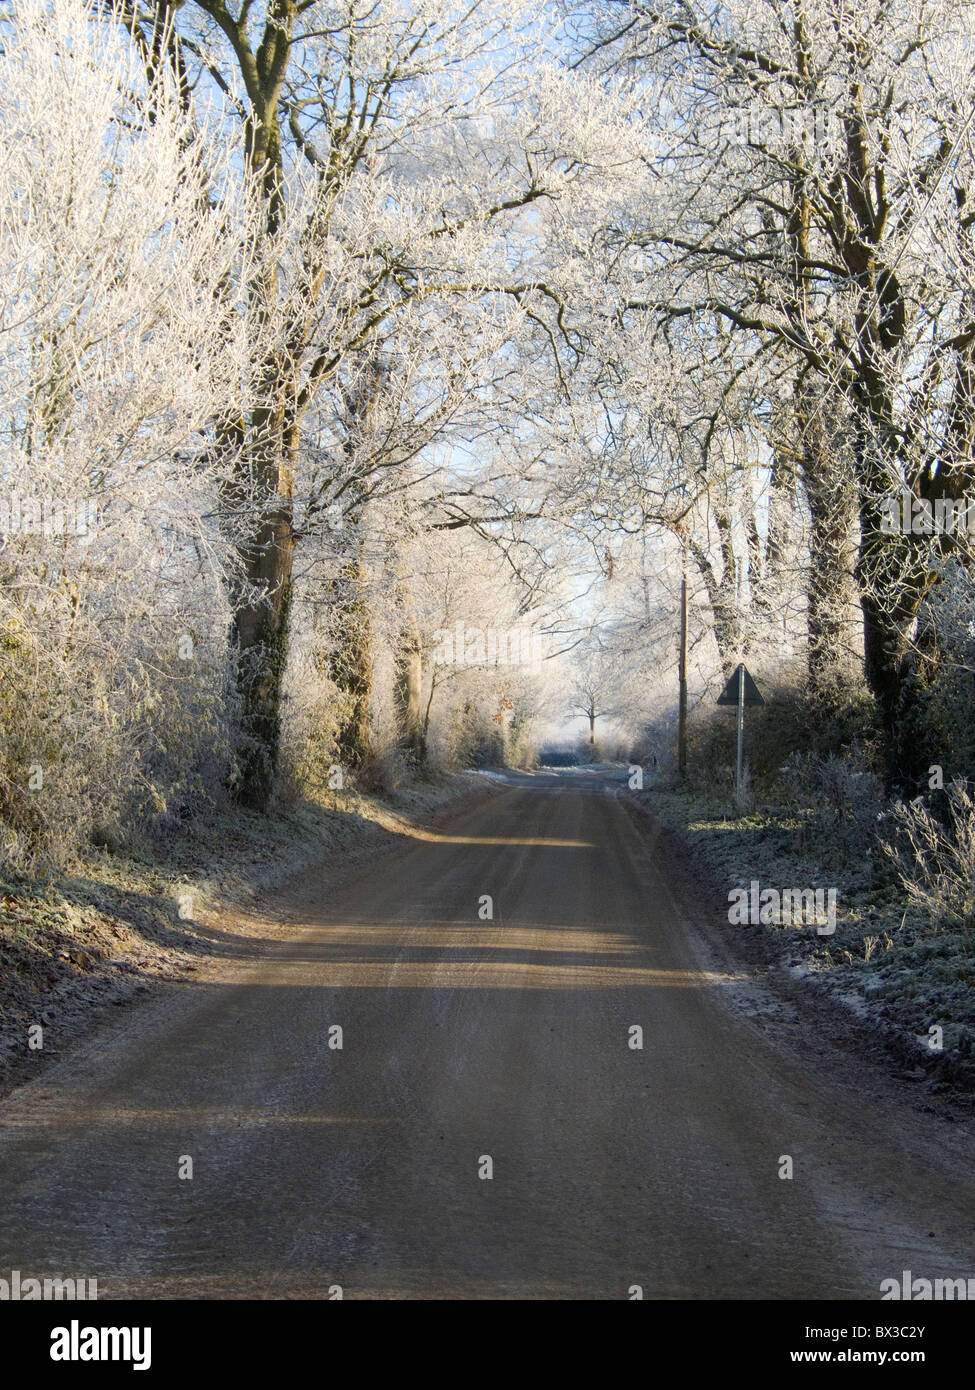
left=120, top=0, right=648, bottom=807
left=0, top=0, right=257, bottom=865
left=572, top=0, right=975, bottom=781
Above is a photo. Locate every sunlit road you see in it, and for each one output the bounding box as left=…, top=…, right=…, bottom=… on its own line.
left=1, top=771, right=973, bottom=1298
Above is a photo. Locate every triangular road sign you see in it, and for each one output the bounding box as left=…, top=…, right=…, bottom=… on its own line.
left=716, top=663, right=765, bottom=706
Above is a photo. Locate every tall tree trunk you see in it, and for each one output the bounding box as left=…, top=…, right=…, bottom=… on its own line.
left=326, top=540, right=374, bottom=769
left=786, top=141, right=861, bottom=713
left=688, top=511, right=741, bottom=677
left=393, top=577, right=425, bottom=768
left=853, top=423, right=934, bottom=788
left=323, top=364, right=387, bottom=771
left=224, top=50, right=295, bottom=810
left=764, top=452, right=798, bottom=592
left=229, top=414, right=297, bottom=810
left=798, top=397, right=860, bottom=713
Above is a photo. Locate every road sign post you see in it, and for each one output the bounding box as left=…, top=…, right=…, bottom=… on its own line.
left=717, top=663, right=764, bottom=798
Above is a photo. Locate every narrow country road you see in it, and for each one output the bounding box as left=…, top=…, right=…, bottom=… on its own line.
left=1, top=771, right=972, bottom=1299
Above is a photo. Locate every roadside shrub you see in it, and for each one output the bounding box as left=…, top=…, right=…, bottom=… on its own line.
left=777, top=748, right=883, bottom=865
left=883, top=781, right=975, bottom=932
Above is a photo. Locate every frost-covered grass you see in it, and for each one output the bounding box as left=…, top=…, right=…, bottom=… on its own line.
left=640, top=782, right=975, bottom=1088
